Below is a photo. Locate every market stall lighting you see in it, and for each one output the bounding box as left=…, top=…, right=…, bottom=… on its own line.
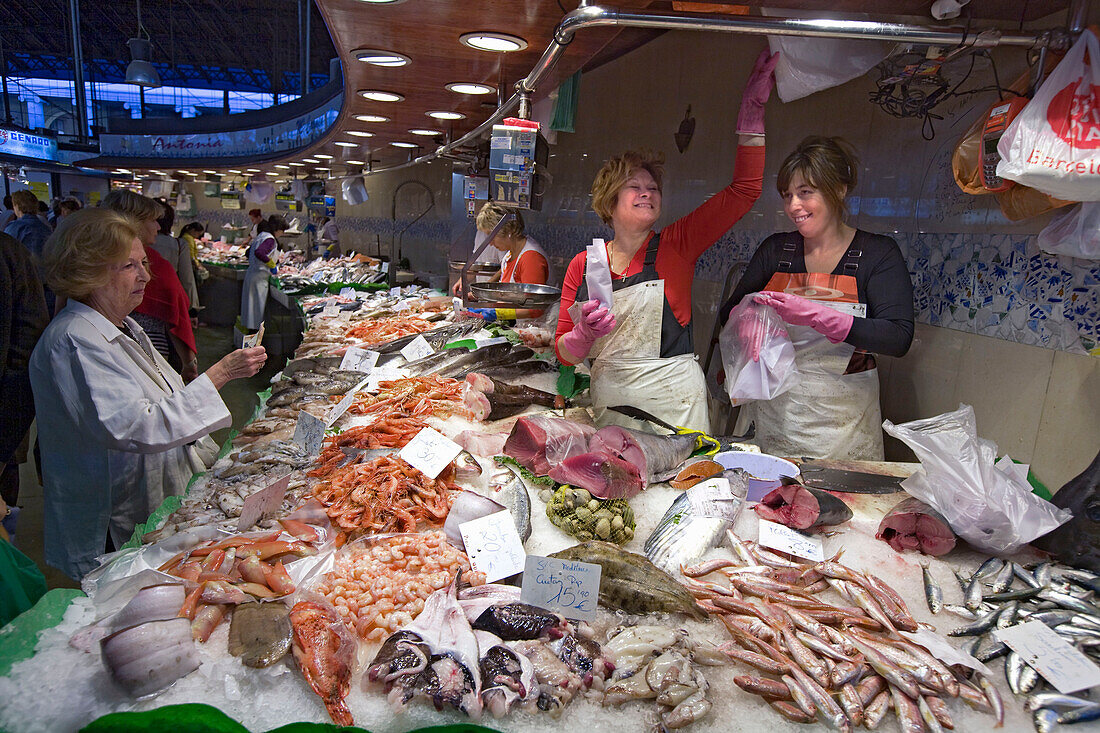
left=289, top=162, right=305, bottom=166
left=355, top=114, right=390, bottom=123
left=344, top=160, right=365, bottom=165
left=391, top=141, right=418, bottom=148
left=445, top=82, right=494, bottom=95
left=353, top=49, right=411, bottom=67
left=301, top=158, right=319, bottom=163
left=275, top=164, right=291, bottom=169
left=228, top=169, right=242, bottom=174
left=427, top=110, right=465, bottom=120
left=315, top=166, right=330, bottom=171
left=335, top=141, right=359, bottom=147
left=314, top=154, right=333, bottom=159
left=359, top=90, right=405, bottom=102
left=409, top=128, right=441, bottom=136
left=459, top=32, right=528, bottom=53
left=149, top=170, right=165, bottom=175
left=202, top=170, right=217, bottom=174
left=246, top=168, right=261, bottom=172
left=346, top=131, right=375, bottom=137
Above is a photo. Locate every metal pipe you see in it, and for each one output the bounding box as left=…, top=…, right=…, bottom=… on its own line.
left=0, top=36, right=12, bottom=125
left=68, top=0, right=88, bottom=141
left=1067, top=0, right=1089, bottom=34
left=517, top=91, right=532, bottom=120
left=346, top=3, right=1062, bottom=179
left=299, top=0, right=310, bottom=96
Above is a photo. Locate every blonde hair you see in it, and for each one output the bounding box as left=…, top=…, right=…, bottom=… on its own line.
left=101, top=188, right=162, bottom=223
left=590, top=150, right=665, bottom=226
left=43, top=208, right=141, bottom=299
left=476, top=202, right=525, bottom=240
left=776, top=136, right=859, bottom=218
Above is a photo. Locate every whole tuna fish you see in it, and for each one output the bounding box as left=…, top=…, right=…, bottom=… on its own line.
left=1032, top=450, right=1100, bottom=572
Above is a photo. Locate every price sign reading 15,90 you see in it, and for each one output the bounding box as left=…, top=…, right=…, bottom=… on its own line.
left=520, top=555, right=601, bottom=622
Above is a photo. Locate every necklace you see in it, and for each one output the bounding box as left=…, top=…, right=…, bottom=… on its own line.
left=120, top=323, right=173, bottom=391
left=606, top=241, right=631, bottom=281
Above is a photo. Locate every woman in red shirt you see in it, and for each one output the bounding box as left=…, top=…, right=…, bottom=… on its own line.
left=555, top=49, right=777, bottom=432
left=464, top=203, right=552, bottom=323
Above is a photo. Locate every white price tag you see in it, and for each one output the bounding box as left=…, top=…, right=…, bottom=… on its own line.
left=686, top=478, right=743, bottom=522
left=390, top=286, right=402, bottom=296
left=459, top=511, right=526, bottom=583
left=237, top=474, right=290, bottom=531
left=994, top=621, right=1100, bottom=693
left=325, top=375, right=371, bottom=427
left=400, top=335, right=434, bottom=362
left=399, top=427, right=462, bottom=479
left=293, top=411, right=327, bottom=455
left=394, top=299, right=411, bottom=312
left=900, top=629, right=992, bottom=676
left=366, top=366, right=408, bottom=393
left=758, top=519, right=824, bottom=562
left=339, top=346, right=380, bottom=374
left=242, top=322, right=265, bottom=349
left=520, top=555, right=601, bottom=622
left=312, top=271, right=326, bottom=282
left=380, top=261, right=389, bottom=274
left=339, top=287, right=355, bottom=297
left=472, top=329, right=496, bottom=341
left=321, top=304, right=339, bottom=319
left=474, top=337, right=509, bottom=349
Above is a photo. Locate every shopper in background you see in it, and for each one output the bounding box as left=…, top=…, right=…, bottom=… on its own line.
left=30, top=208, right=267, bottom=579
left=102, top=189, right=199, bottom=381
left=1, top=196, right=14, bottom=228
left=462, top=203, right=553, bottom=323
left=0, top=232, right=49, bottom=542
left=4, top=189, right=56, bottom=313
left=311, top=212, right=340, bottom=259
left=57, top=197, right=82, bottom=221
left=151, top=198, right=201, bottom=316
left=180, top=221, right=210, bottom=286
left=241, top=214, right=287, bottom=333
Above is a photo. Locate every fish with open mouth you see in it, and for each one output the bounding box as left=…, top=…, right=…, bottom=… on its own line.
left=645, top=471, right=749, bottom=575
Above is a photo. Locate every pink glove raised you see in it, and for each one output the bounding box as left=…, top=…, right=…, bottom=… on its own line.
left=561, top=299, right=616, bottom=360
left=754, top=291, right=853, bottom=343
left=736, top=49, right=779, bottom=136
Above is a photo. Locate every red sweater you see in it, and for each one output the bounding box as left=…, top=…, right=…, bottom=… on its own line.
left=135, top=246, right=196, bottom=353
left=555, top=145, right=764, bottom=360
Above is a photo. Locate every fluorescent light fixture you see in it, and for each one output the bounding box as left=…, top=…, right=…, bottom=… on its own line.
left=335, top=141, right=359, bottom=147
left=202, top=170, right=217, bottom=174
left=446, top=82, right=494, bottom=95
left=314, top=153, right=333, bottom=159
left=149, top=170, right=165, bottom=175
left=346, top=130, right=374, bottom=137
left=315, top=166, right=330, bottom=171
left=427, top=110, right=465, bottom=120
left=460, top=32, right=528, bottom=53
left=391, top=141, right=417, bottom=148
left=359, top=89, right=405, bottom=102
left=344, top=160, right=365, bottom=165
left=275, top=164, right=291, bottom=169
left=116, top=168, right=132, bottom=174
left=246, top=168, right=261, bottom=172
left=301, top=158, right=319, bottom=163
left=353, top=49, right=410, bottom=67
left=228, top=169, right=242, bottom=173
left=289, top=162, right=305, bottom=167
left=355, top=114, right=390, bottom=123
left=409, top=128, right=441, bottom=136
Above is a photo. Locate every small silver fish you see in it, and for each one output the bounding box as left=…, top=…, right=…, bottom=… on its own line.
left=644, top=492, right=730, bottom=576
left=486, top=463, right=531, bottom=543
left=990, top=561, right=1016, bottom=594
left=921, top=562, right=943, bottom=615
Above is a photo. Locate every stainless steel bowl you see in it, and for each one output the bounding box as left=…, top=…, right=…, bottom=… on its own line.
left=469, top=282, right=562, bottom=306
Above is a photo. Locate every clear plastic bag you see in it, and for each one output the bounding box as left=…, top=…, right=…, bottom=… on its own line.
left=883, top=404, right=1071, bottom=555
left=718, top=294, right=799, bottom=406
left=1037, top=202, right=1100, bottom=259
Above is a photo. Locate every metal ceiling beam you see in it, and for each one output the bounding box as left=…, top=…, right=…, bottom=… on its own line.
left=352, top=2, right=1072, bottom=179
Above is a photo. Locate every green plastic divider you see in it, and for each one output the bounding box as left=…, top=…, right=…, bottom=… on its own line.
left=0, top=588, right=84, bottom=677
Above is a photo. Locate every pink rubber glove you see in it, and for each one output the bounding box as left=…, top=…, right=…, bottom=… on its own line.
left=736, top=49, right=779, bottom=136
left=561, top=299, right=616, bottom=360
left=755, top=291, right=853, bottom=343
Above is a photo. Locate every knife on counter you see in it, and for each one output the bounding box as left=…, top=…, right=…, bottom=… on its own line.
left=796, top=460, right=906, bottom=494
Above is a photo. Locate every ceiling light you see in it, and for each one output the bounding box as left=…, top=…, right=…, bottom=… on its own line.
left=149, top=170, right=165, bottom=175
left=460, top=32, right=528, bottom=53
left=359, top=89, right=404, bottom=102
left=202, top=170, right=217, bottom=174
left=446, top=82, right=494, bottom=95
left=124, top=38, right=161, bottom=88
left=355, top=114, right=390, bottom=123
left=346, top=130, right=374, bottom=137
left=228, top=169, right=242, bottom=174
left=409, top=128, right=441, bottom=136
left=289, top=162, right=305, bottom=167
left=356, top=0, right=406, bottom=4
left=301, top=158, right=319, bottom=163
left=335, top=141, right=359, bottom=147
left=246, top=168, right=261, bottom=172
left=353, top=49, right=410, bottom=67
left=391, top=141, right=417, bottom=148
left=275, top=164, right=291, bottom=169
left=344, top=159, right=365, bottom=165
left=314, top=153, right=333, bottom=159
left=427, top=110, right=466, bottom=120
left=116, top=168, right=132, bottom=174
left=315, top=166, right=330, bottom=171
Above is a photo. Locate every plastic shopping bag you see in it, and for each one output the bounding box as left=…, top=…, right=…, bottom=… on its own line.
left=1037, top=201, right=1100, bottom=259
left=883, top=404, right=1071, bottom=555
left=997, top=30, right=1100, bottom=201
left=718, top=295, right=799, bottom=406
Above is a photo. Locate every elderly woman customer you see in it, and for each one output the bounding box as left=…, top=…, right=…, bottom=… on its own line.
left=30, top=209, right=267, bottom=580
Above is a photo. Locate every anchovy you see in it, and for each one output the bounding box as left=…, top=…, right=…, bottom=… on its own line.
left=990, top=561, right=1016, bottom=594
left=921, top=563, right=943, bottom=615
left=1059, top=702, right=1100, bottom=724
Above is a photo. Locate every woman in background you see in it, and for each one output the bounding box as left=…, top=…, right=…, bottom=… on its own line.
left=241, top=214, right=287, bottom=333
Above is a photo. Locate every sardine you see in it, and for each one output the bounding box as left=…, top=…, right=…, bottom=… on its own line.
left=921, top=563, right=943, bottom=615
left=990, top=561, right=1016, bottom=594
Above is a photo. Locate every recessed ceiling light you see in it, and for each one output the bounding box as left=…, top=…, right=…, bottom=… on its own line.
left=314, top=153, right=333, bottom=159
left=353, top=48, right=410, bottom=67
left=446, top=82, right=494, bottom=95
left=315, top=166, right=330, bottom=171
left=150, top=170, right=165, bottom=175
left=427, top=110, right=466, bottom=120
left=301, top=158, right=319, bottom=163
left=246, top=168, right=261, bottom=172
left=409, top=128, right=441, bottom=136
left=355, top=114, right=390, bottom=123
left=460, top=32, right=528, bottom=53
left=289, top=162, right=305, bottom=166
left=359, top=89, right=404, bottom=102
left=203, top=170, right=218, bottom=174
left=346, top=130, right=375, bottom=137
left=391, top=141, right=418, bottom=148
left=335, top=141, right=359, bottom=147
left=344, top=159, right=365, bottom=165
left=356, top=0, right=406, bottom=4
left=275, top=164, right=291, bottom=169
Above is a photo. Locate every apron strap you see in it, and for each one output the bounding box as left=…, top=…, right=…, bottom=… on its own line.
left=840, top=244, right=862, bottom=277
left=777, top=237, right=798, bottom=272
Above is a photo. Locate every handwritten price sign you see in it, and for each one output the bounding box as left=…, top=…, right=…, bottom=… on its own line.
left=400, top=334, right=434, bottom=362
left=758, top=519, right=824, bottom=562
left=520, top=555, right=601, bottom=622
left=459, top=511, right=525, bottom=583
left=237, top=474, right=290, bottom=531
left=686, top=477, right=744, bottom=522
left=339, top=346, right=379, bottom=374
left=995, top=621, right=1100, bottom=693
left=399, top=427, right=462, bottom=479
left=325, top=375, right=371, bottom=427
left=293, top=411, right=327, bottom=455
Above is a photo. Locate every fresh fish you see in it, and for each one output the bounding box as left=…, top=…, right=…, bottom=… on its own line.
left=984, top=586, right=1043, bottom=603
left=374, top=320, right=483, bottom=354
left=366, top=630, right=431, bottom=683
left=1014, top=562, right=1043, bottom=589
left=949, top=605, right=1004, bottom=637
left=587, top=425, right=701, bottom=485
left=227, top=602, right=292, bottom=668
left=503, top=416, right=596, bottom=476
left=486, top=463, right=532, bottom=543
left=965, top=571, right=987, bottom=612
left=1031, top=449, right=1100, bottom=573
left=921, top=563, right=943, bottom=614
left=477, top=359, right=557, bottom=380
left=463, top=372, right=564, bottom=422
left=289, top=601, right=356, bottom=727
left=754, top=480, right=853, bottom=531
left=974, top=557, right=1007, bottom=581
left=875, top=496, right=956, bottom=556
left=1040, top=589, right=1100, bottom=615
left=549, top=540, right=706, bottom=619
left=990, top=561, right=1016, bottom=594
left=644, top=476, right=747, bottom=575
left=1033, top=708, right=1061, bottom=733
left=471, top=603, right=564, bottom=641
left=1025, top=692, right=1100, bottom=712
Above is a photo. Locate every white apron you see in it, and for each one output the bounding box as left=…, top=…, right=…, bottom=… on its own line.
left=586, top=278, right=709, bottom=433
left=242, top=232, right=274, bottom=330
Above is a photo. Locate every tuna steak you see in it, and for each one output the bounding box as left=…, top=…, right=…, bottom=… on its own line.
left=1031, top=450, right=1100, bottom=571
left=503, top=416, right=595, bottom=476
left=588, top=425, right=699, bottom=485
left=547, top=451, right=644, bottom=499
left=875, top=496, right=957, bottom=556
left=754, top=482, right=853, bottom=531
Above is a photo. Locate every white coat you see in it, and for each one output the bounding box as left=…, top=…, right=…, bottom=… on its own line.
left=29, top=300, right=231, bottom=579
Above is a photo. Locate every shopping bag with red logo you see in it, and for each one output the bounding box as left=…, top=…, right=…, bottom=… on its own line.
left=996, top=29, right=1100, bottom=201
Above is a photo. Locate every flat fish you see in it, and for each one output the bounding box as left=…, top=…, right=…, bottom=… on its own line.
left=228, top=602, right=292, bottom=668
left=549, top=540, right=706, bottom=619
left=753, top=481, right=853, bottom=531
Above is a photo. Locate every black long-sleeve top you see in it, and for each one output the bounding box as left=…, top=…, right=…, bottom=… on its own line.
left=719, top=229, right=915, bottom=357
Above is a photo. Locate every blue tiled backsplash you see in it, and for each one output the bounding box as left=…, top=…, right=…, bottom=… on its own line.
left=196, top=209, right=1099, bottom=355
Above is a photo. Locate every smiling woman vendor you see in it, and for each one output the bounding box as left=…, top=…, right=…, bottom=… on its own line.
left=554, top=50, right=776, bottom=433
left=719, top=136, right=915, bottom=460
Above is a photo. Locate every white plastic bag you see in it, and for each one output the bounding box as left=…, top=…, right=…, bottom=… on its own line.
left=883, top=404, right=1071, bottom=555
left=997, top=30, right=1100, bottom=201
left=718, top=294, right=799, bottom=406
left=1037, top=202, right=1100, bottom=259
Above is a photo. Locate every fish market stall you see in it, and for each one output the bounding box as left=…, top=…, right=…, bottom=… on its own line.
left=1, top=286, right=1094, bottom=733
